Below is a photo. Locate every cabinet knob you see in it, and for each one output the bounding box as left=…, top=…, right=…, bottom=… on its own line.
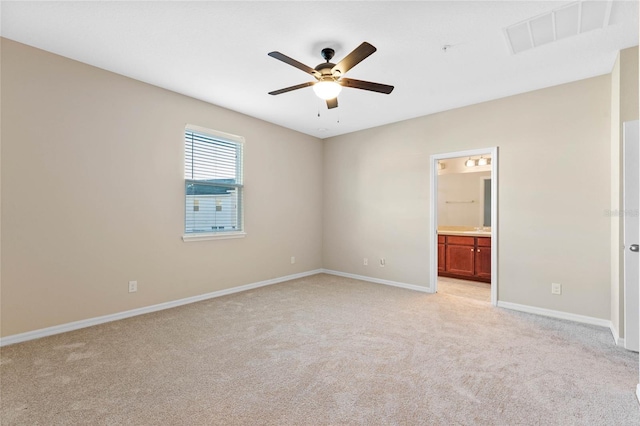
left=477, top=249, right=480, bottom=252
left=470, top=248, right=473, bottom=252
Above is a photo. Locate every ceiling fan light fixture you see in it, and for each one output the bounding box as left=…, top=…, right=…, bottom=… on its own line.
left=268, top=42, right=393, bottom=108
left=313, top=81, right=342, bottom=100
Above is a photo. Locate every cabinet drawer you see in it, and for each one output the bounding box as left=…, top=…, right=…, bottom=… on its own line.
left=438, top=235, right=445, bottom=244
left=446, top=236, right=475, bottom=246
left=478, top=237, right=491, bottom=247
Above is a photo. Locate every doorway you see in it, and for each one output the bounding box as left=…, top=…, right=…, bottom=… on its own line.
left=429, top=147, right=498, bottom=306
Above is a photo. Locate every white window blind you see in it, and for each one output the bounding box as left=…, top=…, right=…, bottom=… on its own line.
left=184, top=126, right=244, bottom=236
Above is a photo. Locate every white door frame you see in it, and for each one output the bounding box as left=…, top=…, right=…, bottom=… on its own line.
left=429, top=147, right=499, bottom=306
left=623, top=120, right=639, bottom=352
left=633, top=119, right=640, bottom=403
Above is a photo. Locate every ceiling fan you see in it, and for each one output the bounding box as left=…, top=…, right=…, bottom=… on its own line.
left=268, top=42, right=394, bottom=109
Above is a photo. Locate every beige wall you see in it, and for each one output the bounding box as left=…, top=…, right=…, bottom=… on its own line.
left=0, top=36, right=3, bottom=332
left=610, top=52, right=622, bottom=337
left=2, top=37, right=637, bottom=338
left=324, top=75, right=612, bottom=319
left=438, top=171, right=491, bottom=227
left=0, top=39, right=324, bottom=337
left=610, top=46, right=639, bottom=339
left=620, top=47, right=639, bottom=124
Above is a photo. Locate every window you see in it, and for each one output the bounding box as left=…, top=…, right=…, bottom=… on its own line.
left=183, top=125, right=244, bottom=241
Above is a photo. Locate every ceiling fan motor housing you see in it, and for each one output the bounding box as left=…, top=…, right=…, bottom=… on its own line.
left=316, top=48, right=340, bottom=80
left=320, top=48, right=335, bottom=62
left=315, top=62, right=338, bottom=80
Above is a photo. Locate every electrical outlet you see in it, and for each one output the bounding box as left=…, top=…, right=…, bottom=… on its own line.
left=551, top=283, right=561, bottom=295
left=380, top=258, right=386, bottom=267
left=363, top=258, right=368, bottom=266
left=128, top=281, right=138, bottom=293
left=291, top=256, right=296, bottom=264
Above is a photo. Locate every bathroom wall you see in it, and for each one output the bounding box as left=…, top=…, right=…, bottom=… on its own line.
left=437, top=171, right=491, bottom=227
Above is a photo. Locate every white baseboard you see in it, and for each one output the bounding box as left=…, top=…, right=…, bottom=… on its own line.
left=322, top=269, right=432, bottom=293
left=609, top=323, right=627, bottom=347
left=0, top=269, right=323, bottom=347
left=497, top=301, right=611, bottom=328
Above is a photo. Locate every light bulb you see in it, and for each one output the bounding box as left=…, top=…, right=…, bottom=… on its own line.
left=313, top=81, right=342, bottom=100
left=478, top=157, right=489, bottom=166
left=465, top=158, right=476, bottom=167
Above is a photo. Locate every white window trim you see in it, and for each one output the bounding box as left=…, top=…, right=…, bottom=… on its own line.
left=183, top=124, right=245, bottom=242
left=185, top=124, right=245, bottom=145
left=182, top=231, right=246, bottom=242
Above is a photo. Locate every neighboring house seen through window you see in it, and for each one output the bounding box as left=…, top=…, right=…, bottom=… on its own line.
left=184, top=125, right=244, bottom=240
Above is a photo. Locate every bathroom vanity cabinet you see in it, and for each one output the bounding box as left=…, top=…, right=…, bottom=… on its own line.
left=438, top=235, right=491, bottom=283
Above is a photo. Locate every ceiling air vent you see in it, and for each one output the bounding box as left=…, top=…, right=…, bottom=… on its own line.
left=503, top=0, right=612, bottom=54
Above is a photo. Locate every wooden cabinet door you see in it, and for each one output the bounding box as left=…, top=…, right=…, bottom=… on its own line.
left=438, top=243, right=445, bottom=272
left=446, top=244, right=475, bottom=276
left=475, top=246, right=491, bottom=279
left=477, top=237, right=491, bottom=247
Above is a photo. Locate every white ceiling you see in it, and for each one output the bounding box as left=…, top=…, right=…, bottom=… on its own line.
left=1, top=1, right=638, bottom=139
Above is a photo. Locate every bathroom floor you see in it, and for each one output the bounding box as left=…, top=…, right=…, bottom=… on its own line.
left=437, top=276, right=490, bottom=303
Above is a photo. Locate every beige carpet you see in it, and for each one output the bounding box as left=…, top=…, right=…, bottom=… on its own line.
left=1, top=273, right=639, bottom=425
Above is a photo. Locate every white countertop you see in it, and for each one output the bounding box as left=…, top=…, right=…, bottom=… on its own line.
left=438, top=230, right=492, bottom=238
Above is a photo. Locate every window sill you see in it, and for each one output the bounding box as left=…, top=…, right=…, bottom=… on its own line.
left=182, top=231, right=246, bottom=242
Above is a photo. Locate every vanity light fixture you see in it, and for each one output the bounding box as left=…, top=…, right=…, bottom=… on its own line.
left=477, top=156, right=490, bottom=166
left=465, top=158, right=477, bottom=167
left=437, top=161, right=445, bottom=170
